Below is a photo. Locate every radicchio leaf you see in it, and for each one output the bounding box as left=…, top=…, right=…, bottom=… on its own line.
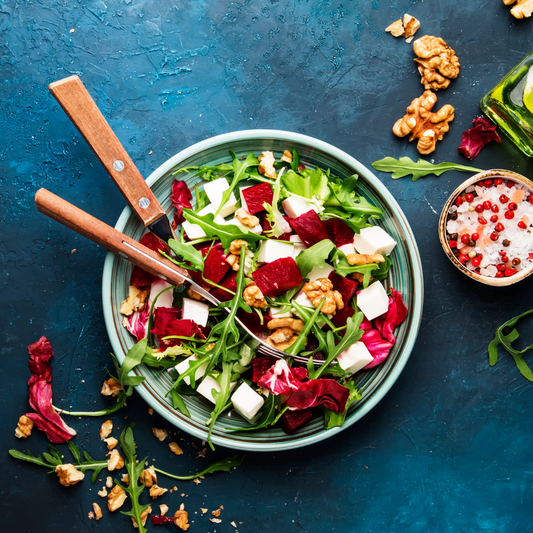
left=123, top=304, right=150, bottom=341
left=360, top=318, right=394, bottom=369
left=257, top=359, right=306, bottom=396
left=170, top=179, right=193, bottom=226
left=373, top=289, right=408, bottom=344
left=458, top=116, right=501, bottom=160
left=285, top=379, right=350, bottom=414
left=25, top=337, right=77, bottom=444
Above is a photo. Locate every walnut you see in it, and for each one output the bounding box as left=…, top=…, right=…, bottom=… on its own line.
left=413, top=35, right=460, bottom=90
left=386, top=14, right=420, bottom=42
left=132, top=506, right=151, bottom=528
left=120, top=285, right=150, bottom=316
left=140, top=468, right=157, bottom=488
left=15, top=415, right=34, bottom=438
left=107, top=485, right=128, bottom=512
left=99, top=420, right=113, bottom=440
left=159, top=504, right=169, bottom=516
left=169, top=441, right=184, bottom=455
left=243, top=282, right=268, bottom=308
left=105, top=476, right=113, bottom=488
left=385, top=19, right=404, bottom=37
left=101, top=377, right=122, bottom=397
left=225, top=253, right=240, bottom=271
left=392, top=90, right=454, bottom=155
left=88, top=511, right=95, bottom=520
left=265, top=327, right=298, bottom=350
left=235, top=208, right=260, bottom=228
left=346, top=253, right=385, bottom=266
left=121, top=473, right=130, bottom=485
left=267, top=317, right=304, bottom=332
left=149, top=485, right=168, bottom=499
left=92, top=502, right=103, bottom=521
left=107, top=449, right=124, bottom=471
left=352, top=272, right=373, bottom=283
left=281, top=149, right=293, bottom=163
left=98, top=487, right=108, bottom=498
left=174, top=509, right=190, bottom=530
left=187, top=287, right=206, bottom=301
left=152, top=427, right=168, bottom=441
left=302, top=278, right=344, bottom=315
left=104, top=437, right=118, bottom=450
left=229, top=239, right=249, bottom=255
left=258, top=151, right=277, bottom=179
left=55, top=464, right=85, bottom=486
left=504, top=0, right=533, bottom=18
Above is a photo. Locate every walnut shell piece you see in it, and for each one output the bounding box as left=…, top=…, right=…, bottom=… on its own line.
left=107, top=485, right=128, bottom=512
left=302, top=278, right=344, bottom=315
left=392, top=90, right=455, bottom=155
left=55, top=464, right=85, bottom=486
left=413, top=35, right=460, bottom=90
left=15, top=415, right=34, bottom=438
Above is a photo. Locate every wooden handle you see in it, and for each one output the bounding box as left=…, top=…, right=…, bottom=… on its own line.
left=35, top=188, right=188, bottom=287
left=49, top=75, right=165, bottom=227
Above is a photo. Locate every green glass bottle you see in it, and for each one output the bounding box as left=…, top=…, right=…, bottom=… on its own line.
left=480, top=51, right=533, bottom=158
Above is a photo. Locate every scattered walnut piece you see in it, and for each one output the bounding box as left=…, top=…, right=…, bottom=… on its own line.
left=88, top=511, right=95, bottom=520
left=104, top=437, right=118, bottom=450
left=15, top=415, right=34, bottom=438
left=120, top=285, right=150, bottom=316
left=121, top=473, right=130, bottom=485
left=101, top=377, right=122, bottom=397
left=159, top=504, right=169, bottom=516
left=98, top=487, right=108, bottom=498
left=393, top=90, right=454, bottom=154
left=225, top=253, right=240, bottom=271
left=132, top=506, right=151, bottom=528
left=212, top=509, right=221, bottom=517
left=187, top=287, right=206, bottom=301
left=108, top=485, right=128, bottom=512
left=267, top=317, right=304, bottom=332
left=258, top=151, right=277, bottom=179
left=201, top=508, right=208, bottom=515
left=229, top=239, right=249, bottom=255
left=346, top=253, right=385, bottom=266
left=210, top=518, right=222, bottom=523
left=413, top=35, right=460, bottom=90
left=93, top=502, right=103, bottom=521
left=265, top=327, right=298, bottom=350
left=106, top=476, right=113, bottom=488
left=243, top=282, right=268, bottom=308
left=174, top=509, right=190, bottom=530
left=280, top=149, right=293, bottom=163
left=99, top=420, right=113, bottom=440
left=235, top=208, right=260, bottom=229
left=152, top=427, right=168, bottom=442
left=385, top=13, right=420, bottom=42
left=140, top=468, right=157, bottom=488
left=150, top=485, right=168, bottom=499
left=385, top=19, right=404, bottom=37
left=56, top=464, right=85, bottom=486
left=302, top=278, right=344, bottom=315
left=107, top=449, right=124, bottom=471
left=169, top=441, right=184, bottom=455
left=504, top=0, right=533, bottom=18
left=147, top=407, right=154, bottom=415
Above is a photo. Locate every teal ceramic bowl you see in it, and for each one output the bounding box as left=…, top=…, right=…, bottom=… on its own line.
left=102, top=130, right=424, bottom=451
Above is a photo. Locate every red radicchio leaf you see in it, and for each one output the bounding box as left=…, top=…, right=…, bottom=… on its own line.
left=236, top=309, right=272, bottom=336
left=250, top=356, right=278, bottom=383
left=170, top=180, right=193, bottom=226
left=25, top=337, right=77, bottom=444
left=280, top=408, right=313, bottom=434
left=373, top=288, right=408, bottom=344
left=458, top=116, right=501, bottom=160
left=124, top=304, right=150, bottom=341
left=321, top=219, right=354, bottom=246
left=242, top=182, right=274, bottom=214
left=130, top=233, right=170, bottom=287
left=252, top=257, right=303, bottom=297
left=288, top=210, right=329, bottom=247
left=257, top=359, right=306, bottom=395
left=360, top=318, right=394, bottom=369
left=285, top=379, right=350, bottom=414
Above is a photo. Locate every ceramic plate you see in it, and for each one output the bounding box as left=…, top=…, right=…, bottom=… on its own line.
left=102, top=130, right=424, bottom=451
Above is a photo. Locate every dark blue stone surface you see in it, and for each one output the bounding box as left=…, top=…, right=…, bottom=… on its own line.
left=2, top=1, right=533, bottom=531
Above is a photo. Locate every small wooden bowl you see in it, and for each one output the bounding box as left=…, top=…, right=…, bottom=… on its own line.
left=439, top=169, right=533, bottom=286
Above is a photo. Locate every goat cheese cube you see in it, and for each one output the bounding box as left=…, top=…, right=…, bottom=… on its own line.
left=197, top=376, right=237, bottom=404
left=203, top=179, right=238, bottom=218
left=282, top=196, right=318, bottom=219
left=307, top=264, right=334, bottom=281
left=182, top=205, right=226, bottom=239
left=226, top=217, right=263, bottom=235
left=174, top=355, right=208, bottom=385
left=257, top=239, right=294, bottom=263
left=293, top=291, right=314, bottom=309
left=356, top=281, right=389, bottom=321
left=352, top=226, right=397, bottom=256
left=231, top=382, right=265, bottom=421
left=290, top=234, right=306, bottom=257
left=338, top=243, right=356, bottom=256
left=150, top=280, right=174, bottom=308
left=268, top=297, right=293, bottom=319
left=182, top=297, right=210, bottom=327
left=239, top=186, right=250, bottom=213
left=337, top=341, right=373, bottom=374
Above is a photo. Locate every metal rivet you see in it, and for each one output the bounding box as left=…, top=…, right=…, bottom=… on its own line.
left=113, top=160, right=125, bottom=171
left=139, top=197, right=150, bottom=209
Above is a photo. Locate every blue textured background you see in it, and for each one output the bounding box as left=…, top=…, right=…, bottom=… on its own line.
left=2, top=1, right=533, bottom=532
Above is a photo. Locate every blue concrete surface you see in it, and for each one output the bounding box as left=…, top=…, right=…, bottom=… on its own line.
left=2, top=1, right=533, bottom=532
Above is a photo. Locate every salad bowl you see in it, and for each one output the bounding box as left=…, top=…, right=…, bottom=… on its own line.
left=102, top=130, right=424, bottom=451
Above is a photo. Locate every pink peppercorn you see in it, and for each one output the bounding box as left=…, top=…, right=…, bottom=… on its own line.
left=504, top=210, right=515, bottom=220
left=490, top=215, right=499, bottom=223
left=500, top=194, right=509, bottom=203
left=518, top=221, right=527, bottom=229
left=508, top=202, right=518, bottom=211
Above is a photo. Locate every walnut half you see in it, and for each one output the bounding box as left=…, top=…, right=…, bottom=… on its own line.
left=302, top=278, right=344, bottom=315
left=504, top=0, right=533, bottom=19
left=107, top=485, right=128, bottom=512
left=15, top=415, right=34, bottom=438
left=56, top=464, right=85, bottom=486
left=243, top=282, right=268, bottom=308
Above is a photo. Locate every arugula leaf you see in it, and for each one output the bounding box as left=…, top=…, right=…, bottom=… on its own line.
left=290, top=149, right=300, bottom=172
left=117, top=424, right=150, bottom=533
left=372, top=156, right=484, bottom=181
left=173, top=163, right=233, bottom=182
left=170, top=389, right=191, bottom=417
left=117, top=338, right=148, bottom=389
left=322, top=379, right=362, bottom=429
left=153, top=454, right=245, bottom=480
left=9, top=449, right=62, bottom=472
left=285, top=298, right=326, bottom=357
left=295, top=239, right=335, bottom=278
left=195, top=184, right=208, bottom=211
left=207, top=359, right=234, bottom=447
left=333, top=251, right=391, bottom=288
left=264, top=169, right=291, bottom=238
left=166, top=239, right=204, bottom=272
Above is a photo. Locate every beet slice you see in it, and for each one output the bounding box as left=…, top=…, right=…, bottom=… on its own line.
left=242, top=183, right=274, bottom=214
left=260, top=213, right=292, bottom=241
left=252, top=257, right=303, bottom=297
left=288, top=210, right=329, bottom=247
left=251, top=356, right=278, bottom=383
left=280, top=409, right=313, bottom=434
left=130, top=233, right=170, bottom=287
left=331, top=306, right=355, bottom=329
left=210, top=272, right=237, bottom=302
left=328, top=271, right=358, bottom=306
left=190, top=243, right=230, bottom=289
left=321, top=219, right=354, bottom=246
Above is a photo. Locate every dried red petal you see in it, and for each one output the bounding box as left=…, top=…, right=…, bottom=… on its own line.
left=241, top=183, right=273, bottom=214
left=280, top=408, right=313, bottom=434
left=328, top=271, right=358, bottom=306
left=285, top=379, right=350, bottom=414
left=288, top=210, right=329, bottom=248
left=321, top=219, right=354, bottom=246
left=151, top=515, right=175, bottom=525
left=458, top=116, right=501, bottom=160
left=170, top=180, right=193, bottom=225
left=130, top=233, right=170, bottom=287
left=252, top=257, right=303, bottom=297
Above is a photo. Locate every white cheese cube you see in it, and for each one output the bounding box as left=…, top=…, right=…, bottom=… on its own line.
left=239, top=186, right=250, bottom=213
left=257, top=239, right=294, bottom=263
left=356, top=281, right=390, bottom=321
left=231, top=382, right=265, bottom=421
left=290, top=234, right=302, bottom=243
left=293, top=291, right=314, bottom=309
left=282, top=196, right=318, bottom=219
left=197, top=376, right=237, bottom=404
left=338, top=243, right=356, bottom=256
left=182, top=297, right=210, bottom=327
left=307, top=264, right=334, bottom=281
left=352, top=226, right=397, bottom=256
left=268, top=298, right=293, bottom=319
left=226, top=217, right=263, bottom=235
left=150, top=280, right=174, bottom=309
left=182, top=205, right=226, bottom=239
left=175, top=355, right=208, bottom=385
left=203, top=179, right=237, bottom=218
left=337, top=341, right=373, bottom=374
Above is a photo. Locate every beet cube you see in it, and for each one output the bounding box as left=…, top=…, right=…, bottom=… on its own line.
left=191, top=243, right=230, bottom=289
left=250, top=356, right=277, bottom=383
left=321, top=219, right=354, bottom=246
left=130, top=232, right=170, bottom=287
left=331, top=306, right=355, bottom=329
left=328, top=271, right=358, bottom=306
left=288, top=210, right=328, bottom=248
left=260, top=213, right=292, bottom=241
left=280, top=409, right=313, bottom=434
left=252, top=257, right=303, bottom=297
left=242, top=183, right=273, bottom=214
left=210, top=272, right=237, bottom=302
left=236, top=309, right=272, bottom=336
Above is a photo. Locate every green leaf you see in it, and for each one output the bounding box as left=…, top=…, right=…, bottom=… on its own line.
left=9, top=449, right=59, bottom=470
left=230, top=393, right=281, bottom=432
left=333, top=252, right=391, bottom=288
left=295, top=239, right=335, bottom=278
left=117, top=338, right=148, bottom=389
left=170, top=389, right=191, bottom=417
left=166, top=239, right=205, bottom=272
left=264, top=169, right=291, bottom=238
left=285, top=298, right=326, bottom=357
left=153, top=454, right=245, bottom=480
left=372, top=156, right=484, bottom=181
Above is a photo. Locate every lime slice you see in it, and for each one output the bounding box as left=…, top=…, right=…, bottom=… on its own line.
left=523, top=66, right=533, bottom=114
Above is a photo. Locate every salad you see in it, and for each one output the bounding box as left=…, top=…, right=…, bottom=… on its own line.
left=120, top=148, right=408, bottom=448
